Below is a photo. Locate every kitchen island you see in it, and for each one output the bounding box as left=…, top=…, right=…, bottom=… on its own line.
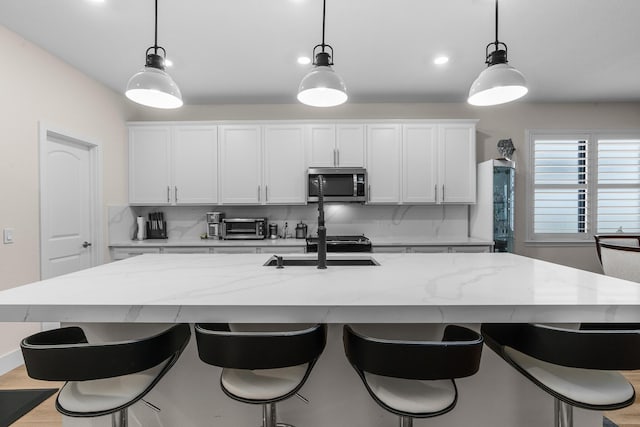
left=0, top=252, right=637, bottom=427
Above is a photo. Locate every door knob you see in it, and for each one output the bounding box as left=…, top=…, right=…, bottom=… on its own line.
left=82, top=241, right=92, bottom=248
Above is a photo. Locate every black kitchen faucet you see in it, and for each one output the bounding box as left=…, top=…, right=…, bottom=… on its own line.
left=316, top=175, right=327, bottom=269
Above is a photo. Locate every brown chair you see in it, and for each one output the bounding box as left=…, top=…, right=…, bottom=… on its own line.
left=594, top=235, right=640, bottom=282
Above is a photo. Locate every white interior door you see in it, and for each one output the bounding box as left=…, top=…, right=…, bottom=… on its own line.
left=40, top=129, right=99, bottom=279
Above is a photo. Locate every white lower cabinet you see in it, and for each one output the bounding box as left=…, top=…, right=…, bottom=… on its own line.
left=111, top=247, right=161, bottom=261
left=162, top=247, right=211, bottom=254
left=373, top=245, right=492, bottom=253
left=372, top=246, right=407, bottom=253
left=408, top=246, right=450, bottom=253
left=449, top=245, right=492, bottom=253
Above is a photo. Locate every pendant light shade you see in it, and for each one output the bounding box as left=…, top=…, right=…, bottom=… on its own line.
left=297, top=0, right=347, bottom=107
left=125, top=0, right=183, bottom=109
left=468, top=0, right=527, bottom=106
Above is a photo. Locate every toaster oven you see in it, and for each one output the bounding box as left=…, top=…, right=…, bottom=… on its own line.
left=221, top=218, right=267, bottom=240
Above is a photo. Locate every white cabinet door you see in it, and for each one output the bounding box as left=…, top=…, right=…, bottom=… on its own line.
left=307, top=124, right=365, bottom=167
left=129, top=126, right=172, bottom=205
left=403, top=124, right=438, bottom=203
left=409, top=246, right=450, bottom=253
left=263, top=125, right=306, bottom=204
left=307, top=124, right=336, bottom=167
left=366, top=124, right=402, bottom=204
left=219, top=125, right=262, bottom=204
left=438, top=123, right=476, bottom=204
left=172, top=126, right=218, bottom=205
left=336, top=124, right=365, bottom=167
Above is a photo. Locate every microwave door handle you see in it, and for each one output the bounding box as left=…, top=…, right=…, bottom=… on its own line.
left=353, top=174, right=357, bottom=197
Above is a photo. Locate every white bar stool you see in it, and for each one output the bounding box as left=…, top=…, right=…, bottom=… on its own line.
left=481, top=323, right=640, bottom=427
left=20, top=323, right=191, bottom=427
left=343, top=324, right=483, bottom=427
left=195, top=323, right=327, bottom=427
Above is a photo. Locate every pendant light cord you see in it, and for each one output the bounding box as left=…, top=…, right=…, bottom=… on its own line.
left=154, top=0, right=159, bottom=54
left=321, top=0, right=326, bottom=52
left=494, top=0, right=499, bottom=50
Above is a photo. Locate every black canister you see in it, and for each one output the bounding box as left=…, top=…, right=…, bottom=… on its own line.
left=295, top=222, right=308, bottom=239
left=268, top=223, right=278, bottom=239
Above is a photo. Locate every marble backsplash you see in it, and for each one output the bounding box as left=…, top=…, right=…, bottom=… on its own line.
left=108, top=204, right=470, bottom=243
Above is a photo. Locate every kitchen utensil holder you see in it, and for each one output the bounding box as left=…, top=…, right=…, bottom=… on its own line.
left=146, top=221, right=167, bottom=239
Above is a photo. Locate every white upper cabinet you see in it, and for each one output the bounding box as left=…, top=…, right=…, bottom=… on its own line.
left=438, top=123, right=476, bottom=204
left=400, top=122, right=476, bottom=204
left=263, top=125, right=306, bottom=204
left=128, top=120, right=476, bottom=207
left=129, top=125, right=218, bottom=205
left=366, top=124, right=402, bottom=204
left=403, top=124, right=438, bottom=203
left=172, top=126, right=218, bottom=204
left=307, top=124, right=365, bottom=167
left=129, top=126, right=171, bottom=205
left=219, top=125, right=262, bottom=204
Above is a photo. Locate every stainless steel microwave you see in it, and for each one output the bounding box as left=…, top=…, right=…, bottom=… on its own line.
left=307, top=168, right=367, bottom=203
left=221, top=218, right=267, bottom=240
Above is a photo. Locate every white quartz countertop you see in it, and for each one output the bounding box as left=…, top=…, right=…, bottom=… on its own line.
left=109, top=236, right=493, bottom=247
left=109, top=238, right=307, bottom=247
left=0, top=253, right=638, bottom=324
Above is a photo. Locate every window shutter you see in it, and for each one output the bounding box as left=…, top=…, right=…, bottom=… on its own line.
left=533, top=139, right=588, bottom=235
left=597, top=139, right=640, bottom=233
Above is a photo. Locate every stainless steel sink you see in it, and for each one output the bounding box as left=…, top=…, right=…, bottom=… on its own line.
left=264, top=255, right=380, bottom=267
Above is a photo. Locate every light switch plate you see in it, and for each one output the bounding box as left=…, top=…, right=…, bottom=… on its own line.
left=3, top=228, right=14, bottom=244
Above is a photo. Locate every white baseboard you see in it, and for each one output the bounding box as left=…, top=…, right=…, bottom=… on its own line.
left=0, top=348, right=24, bottom=376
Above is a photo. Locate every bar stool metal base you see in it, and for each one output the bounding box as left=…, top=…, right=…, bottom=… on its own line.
left=554, top=399, right=573, bottom=427
left=111, top=408, right=128, bottom=427
left=399, top=415, right=413, bottom=427
left=262, top=402, right=295, bottom=427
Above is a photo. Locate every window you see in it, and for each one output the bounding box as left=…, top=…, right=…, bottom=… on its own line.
left=528, top=131, right=640, bottom=243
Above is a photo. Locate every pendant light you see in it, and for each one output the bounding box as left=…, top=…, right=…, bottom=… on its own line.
left=467, top=0, right=527, bottom=106
left=297, top=0, right=347, bottom=107
left=125, top=0, right=183, bottom=109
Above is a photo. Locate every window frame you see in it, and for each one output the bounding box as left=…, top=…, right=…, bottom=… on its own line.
left=526, top=129, right=640, bottom=245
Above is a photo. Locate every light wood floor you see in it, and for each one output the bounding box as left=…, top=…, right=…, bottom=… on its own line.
left=0, top=365, right=638, bottom=426
left=0, top=365, right=62, bottom=426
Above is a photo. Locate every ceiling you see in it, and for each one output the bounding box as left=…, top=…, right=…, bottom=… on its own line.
left=1, top=0, right=640, bottom=106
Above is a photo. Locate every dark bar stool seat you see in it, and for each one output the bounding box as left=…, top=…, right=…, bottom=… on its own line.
left=20, top=324, right=191, bottom=427
left=481, top=323, right=640, bottom=427
left=343, top=324, right=483, bottom=427
left=195, top=323, right=327, bottom=427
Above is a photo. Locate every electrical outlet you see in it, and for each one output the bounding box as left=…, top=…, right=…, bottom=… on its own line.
left=3, top=228, right=14, bottom=244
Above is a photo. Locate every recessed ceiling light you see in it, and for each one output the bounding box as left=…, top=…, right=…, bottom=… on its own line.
left=87, top=0, right=105, bottom=3
left=297, top=56, right=311, bottom=65
left=434, top=56, right=449, bottom=65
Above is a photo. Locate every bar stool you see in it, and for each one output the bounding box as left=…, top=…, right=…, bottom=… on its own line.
left=481, top=323, right=640, bottom=427
left=20, top=323, right=191, bottom=427
left=343, top=324, right=483, bottom=427
left=195, top=323, right=327, bottom=427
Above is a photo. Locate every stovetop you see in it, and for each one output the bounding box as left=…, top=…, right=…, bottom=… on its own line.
left=306, top=235, right=372, bottom=252
left=306, top=235, right=370, bottom=244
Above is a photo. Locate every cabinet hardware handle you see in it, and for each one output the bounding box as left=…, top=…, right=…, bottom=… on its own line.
left=265, top=185, right=268, bottom=202
left=175, top=186, right=178, bottom=203
left=258, top=185, right=261, bottom=202
left=435, top=185, right=438, bottom=202
left=333, top=149, right=337, bottom=166
left=442, top=185, right=445, bottom=202
left=167, top=186, right=170, bottom=203
left=336, top=149, right=340, bottom=166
